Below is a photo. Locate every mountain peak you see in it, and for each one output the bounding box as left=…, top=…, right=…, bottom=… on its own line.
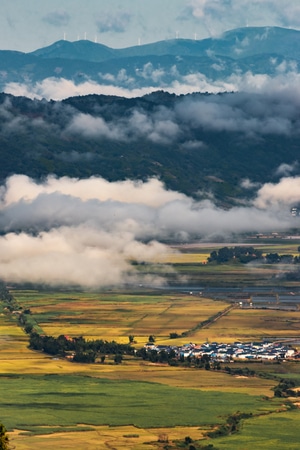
left=30, top=39, right=116, bottom=62
left=28, top=26, right=300, bottom=63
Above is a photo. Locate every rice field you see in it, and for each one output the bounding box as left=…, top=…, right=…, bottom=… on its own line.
left=9, top=425, right=205, bottom=450
left=12, top=291, right=229, bottom=342
left=2, top=240, right=300, bottom=449
left=199, top=308, right=300, bottom=342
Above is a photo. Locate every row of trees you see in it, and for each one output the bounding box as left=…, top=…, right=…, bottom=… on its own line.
left=208, top=246, right=300, bottom=264
left=29, top=332, right=134, bottom=363
left=0, top=282, right=19, bottom=312
left=264, top=253, right=300, bottom=264
left=206, top=411, right=252, bottom=438
left=273, top=379, right=298, bottom=398
left=208, top=247, right=262, bottom=264
left=136, top=347, right=217, bottom=370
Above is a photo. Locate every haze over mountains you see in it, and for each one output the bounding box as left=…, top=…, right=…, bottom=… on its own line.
left=1, top=26, right=300, bottom=98
left=1, top=26, right=300, bottom=287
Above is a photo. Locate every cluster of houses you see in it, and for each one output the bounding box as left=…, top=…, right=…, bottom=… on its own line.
left=145, top=340, right=299, bottom=361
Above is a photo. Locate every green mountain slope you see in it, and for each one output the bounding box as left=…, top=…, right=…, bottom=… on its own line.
left=0, top=91, right=299, bottom=205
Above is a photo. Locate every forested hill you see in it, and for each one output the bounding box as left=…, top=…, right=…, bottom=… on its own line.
left=0, top=90, right=299, bottom=204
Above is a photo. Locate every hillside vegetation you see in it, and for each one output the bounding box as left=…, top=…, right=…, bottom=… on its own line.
left=0, top=91, right=299, bottom=204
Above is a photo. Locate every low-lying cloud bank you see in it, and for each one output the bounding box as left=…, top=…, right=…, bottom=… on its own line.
left=0, top=174, right=297, bottom=288
left=2, top=75, right=300, bottom=148
left=4, top=66, right=300, bottom=101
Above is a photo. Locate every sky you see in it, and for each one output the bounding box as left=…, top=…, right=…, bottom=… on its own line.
left=1, top=0, right=300, bottom=52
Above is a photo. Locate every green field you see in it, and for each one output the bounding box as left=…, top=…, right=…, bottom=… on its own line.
left=1, top=374, right=280, bottom=431
left=159, top=239, right=300, bottom=286
left=214, top=411, right=300, bottom=449
left=1, top=240, right=300, bottom=449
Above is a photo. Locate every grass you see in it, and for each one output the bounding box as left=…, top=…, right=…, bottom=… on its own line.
left=0, top=373, right=282, bottom=431
left=213, top=410, right=300, bottom=449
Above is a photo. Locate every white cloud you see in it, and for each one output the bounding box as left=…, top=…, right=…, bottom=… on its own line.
left=183, top=0, right=300, bottom=32
left=181, top=140, right=206, bottom=150
left=240, top=178, right=260, bottom=189
left=136, top=63, right=166, bottom=83
left=66, top=113, right=126, bottom=140
left=0, top=227, right=167, bottom=287
left=3, top=63, right=300, bottom=104
left=42, top=10, right=70, bottom=27
left=0, top=174, right=296, bottom=287
left=254, top=176, right=300, bottom=209
left=3, top=78, right=153, bottom=101
left=4, top=71, right=300, bottom=144
left=275, top=162, right=298, bottom=177
left=2, top=174, right=186, bottom=208
left=96, top=10, right=132, bottom=34
left=65, top=106, right=180, bottom=145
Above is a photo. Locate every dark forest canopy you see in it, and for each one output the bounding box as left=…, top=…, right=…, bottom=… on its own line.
left=0, top=90, right=300, bottom=204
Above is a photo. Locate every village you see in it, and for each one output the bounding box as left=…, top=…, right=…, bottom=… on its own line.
left=144, top=340, right=299, bottom=362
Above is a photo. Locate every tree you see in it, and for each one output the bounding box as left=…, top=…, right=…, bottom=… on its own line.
left=185, top=436, right=193, bottom=444
left=114, top=354, right=123, bottom=364
left=0, top=423, right=9, bottom=450
left=148, top=335, right=155, bottom=343
left=265, top=253, right=280, bottom=264
left=73, top=350, right=96, bottom=363
left=24, top=323, right=33, bottom=334
left=128, top=335, right=135, bottom=344
left=208, top=250, right=218, bottom=263
left=217, top=246, right=233, bottom=263
left=169, top=332, right=179, bottom=339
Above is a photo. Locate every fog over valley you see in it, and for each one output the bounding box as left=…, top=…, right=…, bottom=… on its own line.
left=3, top=49, right=300, bottom=102
left=0, top=174, right=298, bottom=288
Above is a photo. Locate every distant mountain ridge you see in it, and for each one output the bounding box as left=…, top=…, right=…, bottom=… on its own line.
left=30, top=39, right=116, bottom=62
left=0, top=26, right=299, bottom=94
left=29, top=27, right=300, bottom=61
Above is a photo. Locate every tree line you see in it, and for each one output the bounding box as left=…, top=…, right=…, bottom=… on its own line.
left=136, top=347, right=215, bottom=370
left=29, top=332, right=135, bottom=363
left=208, top=246, right=300, bottom=264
